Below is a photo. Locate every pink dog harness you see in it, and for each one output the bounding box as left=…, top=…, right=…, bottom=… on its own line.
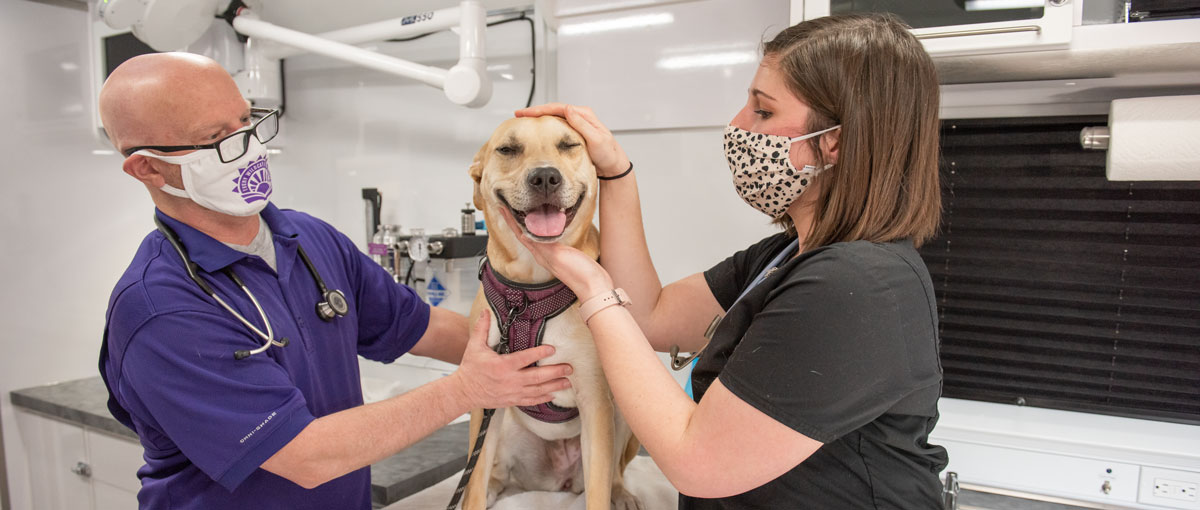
left=479, top=258, right=580, bottom=423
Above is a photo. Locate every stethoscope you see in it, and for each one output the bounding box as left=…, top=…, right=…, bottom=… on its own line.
left=670, top=239, right=800, bottom=371
left=154, top=216, right=349, bottom=360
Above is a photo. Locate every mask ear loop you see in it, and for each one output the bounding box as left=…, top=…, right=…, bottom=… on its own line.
left=791, top=124, right=841, bottom=169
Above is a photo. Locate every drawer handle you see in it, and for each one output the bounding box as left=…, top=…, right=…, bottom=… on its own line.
left=70, top=461, right=92, bottom=478
left=916, top=25, right=1041, bottom=40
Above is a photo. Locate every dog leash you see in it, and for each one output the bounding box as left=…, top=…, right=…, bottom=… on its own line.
left=445, top=407, right=495, bottom=510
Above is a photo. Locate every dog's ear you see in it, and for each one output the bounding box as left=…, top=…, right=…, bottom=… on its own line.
left=469, top=141, right=489, bottom=211
left=468, top=141, right=489, bottom=184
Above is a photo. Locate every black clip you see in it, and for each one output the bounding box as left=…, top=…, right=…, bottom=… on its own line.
left=494, top=295, right=528, bottom=355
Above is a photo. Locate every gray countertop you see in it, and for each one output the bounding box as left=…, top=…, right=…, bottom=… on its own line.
left=11, top=378, right=1107, bottom=510
left=9, top=376, right=468, bottom=508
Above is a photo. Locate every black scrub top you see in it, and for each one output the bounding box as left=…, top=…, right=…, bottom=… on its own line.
left=683, top=233, right=949, bottom=510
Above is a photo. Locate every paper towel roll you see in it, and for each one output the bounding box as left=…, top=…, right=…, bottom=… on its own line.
left=1107, top=95, right=1200, bottom=181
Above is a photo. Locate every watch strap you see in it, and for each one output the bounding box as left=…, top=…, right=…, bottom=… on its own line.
left=578, top=288, right=632, bottom=324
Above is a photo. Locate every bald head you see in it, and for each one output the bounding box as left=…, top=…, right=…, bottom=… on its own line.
left=99, top=52, right=249, bottom=153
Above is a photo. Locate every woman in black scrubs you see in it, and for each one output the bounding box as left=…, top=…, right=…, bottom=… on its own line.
left=506, top=13, right=948, bottom=509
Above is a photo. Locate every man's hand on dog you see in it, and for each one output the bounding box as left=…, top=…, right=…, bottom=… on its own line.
left=452, top=310, right=574, bottom=409
left=516, top=103, right=630, bottom=179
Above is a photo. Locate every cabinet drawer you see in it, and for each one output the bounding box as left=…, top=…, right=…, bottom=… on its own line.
left=86, top=429, right=143, bottom=494
left=93, top=480, right=139, bottom=510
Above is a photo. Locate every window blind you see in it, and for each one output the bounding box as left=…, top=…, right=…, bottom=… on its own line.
left=918, top=116, right=1200, bottom=425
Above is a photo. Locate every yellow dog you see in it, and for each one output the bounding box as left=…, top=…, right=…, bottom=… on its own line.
left=462, top=116, right=641, bottom=509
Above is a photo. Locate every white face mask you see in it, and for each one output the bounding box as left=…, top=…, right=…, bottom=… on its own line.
left=136, top=136, right=272, bottom=217
left=724, top=124, right=840, bottom=218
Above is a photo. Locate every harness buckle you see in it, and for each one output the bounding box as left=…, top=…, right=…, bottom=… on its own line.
left=494, top=295, right=528, bottom=355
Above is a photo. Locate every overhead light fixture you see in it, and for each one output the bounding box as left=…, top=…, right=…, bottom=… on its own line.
left=961, top=0, right=1044, bottom=11
left=559, top=13, right=674, bottom=36
left=656, top=51, right=757, bottom=71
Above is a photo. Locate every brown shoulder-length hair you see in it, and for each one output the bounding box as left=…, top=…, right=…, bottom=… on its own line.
left=765, top=13, right=941, bottom=248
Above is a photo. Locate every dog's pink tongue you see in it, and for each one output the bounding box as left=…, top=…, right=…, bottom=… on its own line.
left=524, top=204, right=566, bottom=237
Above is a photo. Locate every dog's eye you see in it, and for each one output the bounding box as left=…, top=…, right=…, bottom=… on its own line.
left=558, top=142, right=581, bottom=151
left=496, top=145, right=520, bottom=156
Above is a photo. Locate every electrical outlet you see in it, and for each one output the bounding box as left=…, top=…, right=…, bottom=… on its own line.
left=1140, top=466, right=1200, bottom=510
left=1155, top=479, right=1199, bottom=502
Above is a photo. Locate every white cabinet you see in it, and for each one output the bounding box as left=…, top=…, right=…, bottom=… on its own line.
left=16, top=410, right=141, bottom=510
left=16, top=410, right=92, bottom=510
left=793, top=0, right=1074, bottom=57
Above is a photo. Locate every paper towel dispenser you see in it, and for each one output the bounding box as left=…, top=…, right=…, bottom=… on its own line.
left=1081, top=95, right=1200, bottom=181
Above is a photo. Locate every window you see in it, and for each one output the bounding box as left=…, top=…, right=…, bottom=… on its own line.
left=919, top=116, right=1200, bottom=425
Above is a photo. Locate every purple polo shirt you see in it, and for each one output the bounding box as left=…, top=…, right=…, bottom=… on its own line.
left=99, top=204, right=430, bottom=509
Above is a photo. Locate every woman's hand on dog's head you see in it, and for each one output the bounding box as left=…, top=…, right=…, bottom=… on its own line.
left=451, top=309, right=574, bottom=410
left=516, top=103, right=630, bottom=179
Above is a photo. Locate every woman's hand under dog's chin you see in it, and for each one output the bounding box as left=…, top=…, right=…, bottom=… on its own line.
left=500, top=207, right=615, bottom=301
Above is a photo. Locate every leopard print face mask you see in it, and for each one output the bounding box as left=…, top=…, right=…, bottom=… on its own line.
left=723, top=124, right=840, bottom=218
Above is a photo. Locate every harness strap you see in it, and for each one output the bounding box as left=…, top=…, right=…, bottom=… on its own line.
left=479, top=259, right=580, bottom=423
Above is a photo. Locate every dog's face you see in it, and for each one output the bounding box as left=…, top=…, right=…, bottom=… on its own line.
left=470, top=116, right=596, bottom=244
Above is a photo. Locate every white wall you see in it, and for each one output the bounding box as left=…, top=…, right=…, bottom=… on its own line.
left=0, top=3, right=152, bottom=509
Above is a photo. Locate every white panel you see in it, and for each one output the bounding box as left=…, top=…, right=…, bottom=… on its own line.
left=913, top=1, right=1074, bottom=57
left=15, top=411, right=93, bottom=510
left=614, top=127, right=776, bottom=283
left=92, top=482, right=139, bottom=510
left=933, top=398, right=1200, bottom=509
left=85, top=430, right=143, bottom=494
left=556, top=0, right=789, bottom=130
left=934, top=399, right=1200, bottom=468
left=1, top=2, right=158, bottom=509
left=1139, top=466, right=1200, bottom=510
left=797, top=0, right=1073, bottom=57
left=942, top=439, right=1140, bottom=505
left=789, top=0, right=804, bottom=24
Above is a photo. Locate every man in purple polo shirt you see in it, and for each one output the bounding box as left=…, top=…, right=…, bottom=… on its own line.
left=96, top=52, right=573, bottom=509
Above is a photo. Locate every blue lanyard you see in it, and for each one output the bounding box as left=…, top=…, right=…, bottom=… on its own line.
left=684, top=238, right=799, bottom=397
left=733, top=239, right=800, bottom=304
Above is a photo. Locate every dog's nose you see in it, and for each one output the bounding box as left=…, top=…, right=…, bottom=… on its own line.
left=527, top=167, right=563, bottom=195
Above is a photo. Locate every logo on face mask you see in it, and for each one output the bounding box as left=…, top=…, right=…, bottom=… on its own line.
left=233, top=155, right=272, bottom=204
left=141, top=136, right=272, bottom=217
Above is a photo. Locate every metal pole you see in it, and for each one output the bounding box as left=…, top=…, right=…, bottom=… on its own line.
left=232, top=10, right=449, bottom=89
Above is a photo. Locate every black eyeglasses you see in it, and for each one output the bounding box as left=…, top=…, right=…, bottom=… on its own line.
left=123, top=108, right=280, bottom=163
